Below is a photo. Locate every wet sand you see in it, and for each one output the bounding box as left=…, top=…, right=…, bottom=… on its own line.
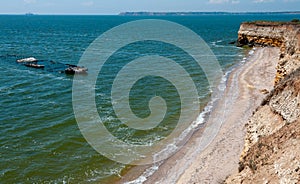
left=122, top=47, right=279, bottom=184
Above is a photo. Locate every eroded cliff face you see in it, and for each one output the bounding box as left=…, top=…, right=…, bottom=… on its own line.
left=237, top=21, right=300, bottom=84
left=225, top=22, right=300, bottom=184
left=225, top=69, right=300, bottom=184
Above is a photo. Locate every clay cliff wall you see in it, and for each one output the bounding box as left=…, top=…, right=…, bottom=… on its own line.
left=226, top=21, right=300, bottom=184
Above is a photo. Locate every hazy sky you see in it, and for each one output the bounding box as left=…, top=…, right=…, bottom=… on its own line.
left=0, top=0, right=299, bottom=15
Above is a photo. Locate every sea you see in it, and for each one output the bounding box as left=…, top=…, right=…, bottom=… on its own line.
left=0, top=14, right=299, bottom=183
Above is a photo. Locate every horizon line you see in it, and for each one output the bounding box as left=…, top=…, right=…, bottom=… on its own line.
left=0, top=10, right=300, bottom=16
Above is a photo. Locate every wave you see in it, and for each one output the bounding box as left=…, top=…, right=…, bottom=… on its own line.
left=124, top=163, right=162, bottom=184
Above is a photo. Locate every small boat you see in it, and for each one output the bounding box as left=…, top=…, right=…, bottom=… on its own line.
left=24, top=62, right=45, bottom=69
left=65, top=65, right=88, bottom=74
left=17, top=57, right=37, bottom=63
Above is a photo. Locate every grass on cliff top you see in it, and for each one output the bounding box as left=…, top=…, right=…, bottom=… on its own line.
left=244, top=19, right=300, bottom=26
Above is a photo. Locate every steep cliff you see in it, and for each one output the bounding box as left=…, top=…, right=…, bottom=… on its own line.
left=237, top=21, right=300, bottom=84
left=225, top=22, right=300, bottom=184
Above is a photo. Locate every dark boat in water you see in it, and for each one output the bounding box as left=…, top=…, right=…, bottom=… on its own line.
left=24, top=62, right=45, bottom=69
left=65, top=65, right=88, bottom=74
left=17, top=57, right=45, bottom=69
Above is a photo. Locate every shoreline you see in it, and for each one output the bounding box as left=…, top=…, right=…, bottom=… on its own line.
left=176, top=47, right=279, bottom=184
left=121, top=47, right=279, bottom=184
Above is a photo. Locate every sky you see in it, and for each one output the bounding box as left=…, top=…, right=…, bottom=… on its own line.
left=0, top=0, right=299, bottom=15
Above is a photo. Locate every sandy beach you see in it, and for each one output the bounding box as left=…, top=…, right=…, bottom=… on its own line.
left=122, top=47, right=280, bottom=184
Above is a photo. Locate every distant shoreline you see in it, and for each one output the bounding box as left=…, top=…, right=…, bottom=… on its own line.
left=0, top=11, right=300, bottom=16
left=119, top=11, right=300, bottom=16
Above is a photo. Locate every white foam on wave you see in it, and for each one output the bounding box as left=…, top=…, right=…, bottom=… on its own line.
left=249, top=47, right=256, bottom=55
left=241, top=48, right=256, bottom=63
left=124, top=163, right=162, bottom=184
left=241, top=57, right=247, bottom=63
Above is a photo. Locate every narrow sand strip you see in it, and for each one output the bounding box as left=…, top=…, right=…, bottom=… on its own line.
left=139, top=47, right=280, bottom=184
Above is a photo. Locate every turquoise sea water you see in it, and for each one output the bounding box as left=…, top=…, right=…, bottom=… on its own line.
left=1, top=14, right=299, bottom=183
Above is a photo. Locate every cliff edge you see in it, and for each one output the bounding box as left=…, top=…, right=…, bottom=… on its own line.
left=237, top=21, right=300, bottom=84
left=225, top=21, right=300, bottom=184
